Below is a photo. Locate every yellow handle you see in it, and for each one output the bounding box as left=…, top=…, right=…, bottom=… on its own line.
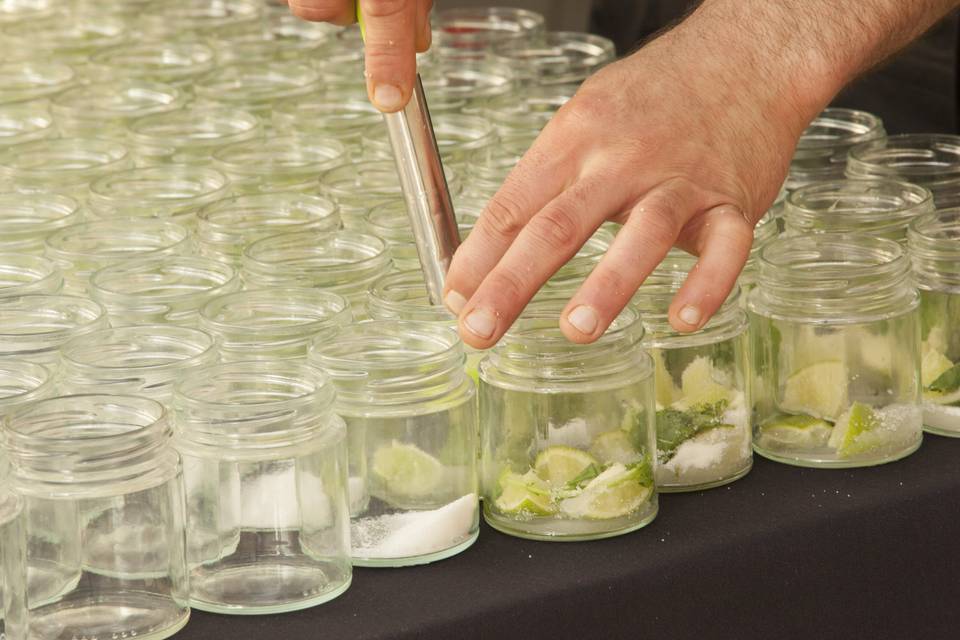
left=355, top=2, right=366, bottom=41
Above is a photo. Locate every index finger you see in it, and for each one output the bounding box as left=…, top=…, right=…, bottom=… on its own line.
left=360, top=0, right=418, bottom=112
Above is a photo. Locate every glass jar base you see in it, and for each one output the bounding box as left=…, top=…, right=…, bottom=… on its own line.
left=483, top=500, right=658, bottom=542
left=658, top=461, right=753, bottom=493
left=189, top=563, right=352, bottom=615
left=351, top=530, right=478, bottom=568
left=753, top=436, right=922, bottom=469
left=28, top=593, right=189, bottom=640
left=923, top=406, right=960, bottom=438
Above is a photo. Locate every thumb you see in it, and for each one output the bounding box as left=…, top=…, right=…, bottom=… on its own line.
left=360, top=0, right=418, bottom=112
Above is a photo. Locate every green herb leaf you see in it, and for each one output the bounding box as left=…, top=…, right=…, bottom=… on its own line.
left=656, top=400, right=729, bottom=463
left=930, top=363, right=960, bottom=394
left=563, top=463, right=603, bottom=491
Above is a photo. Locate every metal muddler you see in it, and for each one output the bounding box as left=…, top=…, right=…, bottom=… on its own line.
left=356, top=5, right=461, bottom=305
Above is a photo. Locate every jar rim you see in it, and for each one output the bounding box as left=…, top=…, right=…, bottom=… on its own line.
left=0, top=137, right=130, bottom=178
left=212, top=134, right=346, bottom=174
left=785, top=179, right=934, bottom=233
left=0, top=60, right=75, bottom=104
left=0, top=252, right=62, bottom=295
left=368, top=270, right=455, bottom=324
left=89, top=255, right=239, bottom=304
left=128, top=105, right=261, bottom=146
left=0, top=359, right=53, bottom=413
left=174, top=359, right=334, bottom=411
left=89, top=165, right=231, bottom=211
left=200, top=287, right=352, bottom=334
left=501, top=295, right=643, bottom=349
left=242, top=229, right=391, bottom=283
left=0, top=294, right=105, bottom=340
left=848, top=133, right=960, bottom=179
left=795, top=108, right=885, bottom=150
left=45, top=218, right=191, bottom=260
left=631, top=270, right=744, bottom=344
left=50, top=79, right=186, bottom=120
left=310, top=319, right=462, bottom=371
left=61, top=324, right=217, bottom=372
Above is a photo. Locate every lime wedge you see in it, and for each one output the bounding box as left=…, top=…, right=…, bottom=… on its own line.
left=921, top=349, right=954, bottom=389
left=558, top=463, right=652, bottom=520
left=653, top=348, right=678, bottom=407
left=829, top=401, right=881, bottom=458
left=533, top=446, right=599, bottom=488
left=678, top=356, right=732, bottom=407
left=589, top=430, right=643, bottom=465
left=371, top=441, right=445, bottom=500
left=780, top=361, right=849, bottom=421
left=494, top=470, right=556, bottom=516
left=759, top=413, right=833, bottom=449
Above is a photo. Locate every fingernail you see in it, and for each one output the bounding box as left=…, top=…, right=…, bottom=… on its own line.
left=567, top=305, right=599, bottom=335
left=373, top=84, right=404, bottom=111
left=444, top=290, right=467, bottom=315
left=679, top=305, right=701, bottom=327
left=464, top=308, right=496, bottom=339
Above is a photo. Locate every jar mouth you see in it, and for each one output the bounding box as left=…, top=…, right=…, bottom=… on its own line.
left=0, top=253, right=62, bottom=295
left=0, top=60, right=75, bottom=104
left=90, top=256, right=239, bottom=304
left=45, top=218, right=191, bottom=261
left=273, top=98, right=381, bottom=135
left=0, top=102, right=54, bottom=146
left=435, top=7, right=545, bottom=47
left=502, top=296, right=642, bottom=348
left=89, top=42, right=217, bottom=81
left=200, top=288, right=352, bottom=336
left=321, top=160, right=403, bottom=199
left=368, top=270, right=456, bottom=324
left=197, top=192, right=340, bottom=242
left=547, top=228, right=616, bottom=285
left=848, top=133, right=960, bottom=180
left=631, top=270, right=743, bottom=342
left=0, top=294, right=105, bottom=340
left=2, top=14, right=127, bottom=53
left=0, top=137, right=130, bottom=178
left=213, top=135, right=346, bottom=174
left=491, top=32, right=615, bottom=82
left=128, top=106, right=261, bottom=147
left=61, top=325, right=217, bottom=373
left=785, top=179, right=934, bottom=235
left=419, top=61, right=516, bottom=100
left=174, top=360, right=334, bottom=412
left=51, top=79, right=185, bottom=120
left=194, top=62, right=321, bottom=105
left=0, top=359, right=53, bottom=413
left=908, top=207, right=960, bottom=291
left=242, top=230, right=391, bottom=287
left=795, top=108, right=885, bottom=151
left=364, top=200, right=411, bottom=242
left=89, top=166, right=231, bottom=218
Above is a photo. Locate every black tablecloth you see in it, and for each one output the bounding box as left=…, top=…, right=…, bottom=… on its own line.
left=179, top=435, right=960, bottom=640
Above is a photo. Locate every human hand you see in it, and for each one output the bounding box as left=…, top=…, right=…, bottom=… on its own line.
left=288, top=0, right=433, bottom=112
left=442, top=16, right=824, bottom=349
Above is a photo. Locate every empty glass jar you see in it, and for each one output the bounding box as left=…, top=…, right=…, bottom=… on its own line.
left=309, top=321, right=479, bottom=566
left=0, top=453, right=26, bottom=640
left=1, top=13, right=128, bottom=67
left=363, top=200, right=423, bottom=271
left=140, top=0, right=262, bottom=39
left=0, top=360, right=54, bottom=417
left=213, top=135, right=346, bottom=194
left=127, top=106, right=262, bottom=167
left=491, top=32, right=615, bottom=85
left=0, top=60, right=75, bottom=106
left=784, top=179, right=934, bottom=242
left=434, top=7, right=545, bottom=56
left=3, top=394, right=189, bottom=639
left=50, top=79, right=186, bottom=139
left=193, top=62, right=320, bottom=119
left=45, top=218, right=192, bottom=295
left=908, top=208, right=960, bottom=436
left=242, top=230, right=391, bottom=316
left=60, top=325, right=218, bottom=403
left=0, top=254, right=62, bottom=297
left=787, top=108, right=885, bottom=190
left=0, top=192, right=80, bottom=256
left=173, top=361, right=352, bottom=614
left=480, top=298, right=656, bottom=540
left=88, top=42, right=217, bottom=88
left=631, top=273, right=751, bottom=491
left=200, top=288, right=350, bottom=362
left=0, top=294, right=107, bottom=365
left=197, top=192, right=341, bottom=265
left=847, top=134, right=960, bottom=208
left=749, top=234, right=922, bottom=467
left=207, top=11, right=335, bottom=64
left=272, top=98, right=380, bottom=154
left=0, top=102, right=54, bottom=149
left=90, top=256, right=240, bottom=328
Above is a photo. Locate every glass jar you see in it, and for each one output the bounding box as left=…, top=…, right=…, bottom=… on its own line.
left=907, top=208, right=960, bottom=436
left=0, top=294, right=107, bottom=365
left=434, top=7, right=545, bottom=56
left=50, top=79, right=186, bottom=139
left=172, top=361, right=352, bottom=614
left=196, top=192, right=340, bottom=265
left=139, top=0, right=262, bottom=39
left=60, top=325, right=218, bottom=403
left=0, top=138, right=133, bottom=204
left=479, top=298, right=656, bottom=540
left=0, top=254, right=62, bottom=297
left=541, top=228, right=617, bottom=291
left=90, top=256, right=241, bottom=328
left=491, top=32, right=615, bottom=86
left=362, top=200, right=423, bottom=271
left=0, top=360, right=54, bottom=416
left=630, top=273, right=751, bottom=491
left=0, top=193, right=80, bottom=256
left=418, top=60, right=518, bottom=113
left=749, top=233, right=922, bottom=467
left=272, top=98, right=381, bottom=155
left=1, top=13, right=128, bottom=67
left=45, top=218, right=192, bottom=295
left=847, top=134, right=960, bottom=208
left=213, top=135, right=346, bottom=194
left=193, top=62, right=321, bottom=119
left=0, top=452, right=26, bottom=640
left=787, top=108, right=885, bottom=190
left=200, top=288, right=351, bottom=362
left=0, top=102, right=54, bottom=149
left=308, top=321, right=479, bottom=566
left=88, top=42, right=217, bottom=88
left=88, top=165, right=231, bottom=228
left=0, top=60, right=75, bottom=106
left=463, top=135, right=530, bottom=200
left=784, top=179, right=934, bottom=242
left=128, top=106, right=262, bottom=167
left=3, top=394, right=189, bottom=639
left=208, top=11, right=335, bottom=64
left=242, top=230, right=391, bottom=315
left=480, top=85, right=575, bottom=136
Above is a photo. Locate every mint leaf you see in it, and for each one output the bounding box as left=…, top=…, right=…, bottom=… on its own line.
left=564, top=463, right=603, bottom=491
left=930, top=363, right=960, bottom=394
left=656, top=400, right=730, bottom=463
left=627, top=455, right=655, bottom=488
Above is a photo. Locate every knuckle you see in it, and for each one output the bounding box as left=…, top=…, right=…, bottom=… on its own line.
left=528, top=205, right=581, bottom=251
left=634, top=210, right=679, bottom=248
left=288, top=1, right=342, bottom=21
left=363, top=0, right=409, bottom=18
left=478, top=195, right=526, bottom=241
left=590, top=267, right=631, bottom=302
left=484, top=269, right=527, bottom=310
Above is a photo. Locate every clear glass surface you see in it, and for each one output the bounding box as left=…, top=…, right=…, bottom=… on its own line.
left=0, top=294, right=107, bottom=365
left=50, top=79, right=186, bottom=138
left=0, top=102, right=54, bottom=149
left=847, top=133, right=960, bottom=208
left=0, top=254, right=62, bottom=297
left=213, top=135, right=345, bottom=194
left=127, top=106, right=262, bottom=167
left=788, top=107, right=885, bottom=189
left=0, top=193, right=80, bottom=255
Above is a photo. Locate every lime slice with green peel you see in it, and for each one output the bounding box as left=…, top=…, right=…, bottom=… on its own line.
left=558, top=463, right=652, bottom=520
left=829, top=402, right=882, bottom=458
left=533, top=446, right=599, bottom=488
left=678, top=356, right=732, bottom=407
left=589, top=430, right=643, bottom=465
left=759, top=413, right=833, bottom=449
left=924, top=361, right=960, bottom=405
left=494, top=470, right=556, bottom=516
left=921, top=349, right=955, bottom=389
left=653, top=349, right=678, bottom=407
left=371, top=441, right=445, bottom=500
left=780, top=361, right=849, bottom=421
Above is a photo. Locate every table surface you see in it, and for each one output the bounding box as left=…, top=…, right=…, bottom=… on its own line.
left=179, top=434, right=960, bottom=640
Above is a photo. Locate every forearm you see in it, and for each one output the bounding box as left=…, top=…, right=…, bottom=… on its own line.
left=663, top=0, right=960, bottom=136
